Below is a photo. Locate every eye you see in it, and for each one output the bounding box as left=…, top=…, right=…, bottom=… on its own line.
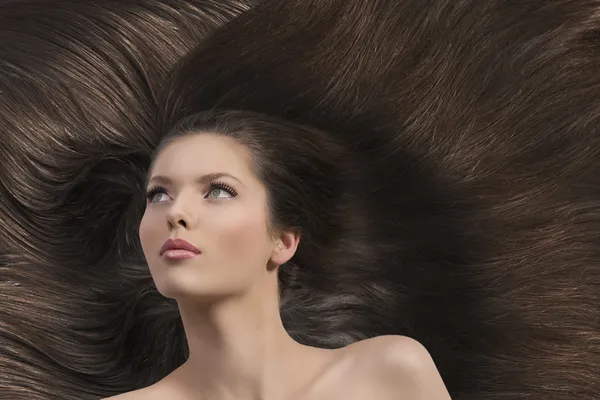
left=205, top=182, right=238, bottom=199
left=146, top=185, right=170, bottom=203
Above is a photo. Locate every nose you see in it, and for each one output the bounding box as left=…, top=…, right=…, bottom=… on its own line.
left=166, top=203, right=196, bottom=231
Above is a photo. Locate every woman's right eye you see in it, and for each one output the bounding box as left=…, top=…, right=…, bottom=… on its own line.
left=146, top=186, right=170, bottom=203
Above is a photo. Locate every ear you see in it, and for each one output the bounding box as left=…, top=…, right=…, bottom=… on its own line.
left=270, top=228, right=300, bottom=266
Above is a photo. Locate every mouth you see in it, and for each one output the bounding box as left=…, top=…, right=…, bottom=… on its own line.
left=162, top=249, right=199, bottom=260
left=160, top=238, right=201, bottom=261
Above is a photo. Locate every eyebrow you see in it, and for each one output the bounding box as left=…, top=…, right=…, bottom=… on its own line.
left=146, top=172, right=246, bottom=188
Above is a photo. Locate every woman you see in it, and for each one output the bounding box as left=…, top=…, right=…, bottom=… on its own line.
left=2, top=0, right=598, bottom=399
left=106, top=109, right=452, bottom=399
left=158, top=0, right=600, bottom=399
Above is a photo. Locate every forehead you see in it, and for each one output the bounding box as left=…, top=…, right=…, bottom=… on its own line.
left=151, top=134, right=253, bottom=179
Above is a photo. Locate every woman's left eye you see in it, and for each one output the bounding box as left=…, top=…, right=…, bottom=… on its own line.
left=205, top=183, right=238, bottom=199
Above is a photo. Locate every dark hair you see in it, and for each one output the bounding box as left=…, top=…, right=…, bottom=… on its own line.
left=0, top=1, right=254, bottom=399
left=1, top=0, right=599, bottom=400
left=157, top=0, right=600, bottom=399
left=152, top=109, right=373, bottom=304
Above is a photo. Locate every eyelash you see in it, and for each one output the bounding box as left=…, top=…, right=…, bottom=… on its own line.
left=210, top=181, right=238, bottom=197
left=145, top=181, right=238, bottom=201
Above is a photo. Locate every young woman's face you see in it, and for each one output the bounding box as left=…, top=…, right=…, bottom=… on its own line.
left=139, top=134, right=277, bottom=301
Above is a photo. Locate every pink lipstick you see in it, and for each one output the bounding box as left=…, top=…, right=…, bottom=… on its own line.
left=160, top=238, right=201, bottom=261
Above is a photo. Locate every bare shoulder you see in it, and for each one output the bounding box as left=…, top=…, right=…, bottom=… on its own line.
left=351, top=335, right=438, bottom=371
left=340, top=335, right=452, bottom=400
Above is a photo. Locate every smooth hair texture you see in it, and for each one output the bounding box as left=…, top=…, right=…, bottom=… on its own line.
left=0, top=0, right=598, bottom=400
left=152, top=109, right=373, bottom=304
left=157, top=0, right=600, bottom=399
left=0, top=1, right=255, bottom=399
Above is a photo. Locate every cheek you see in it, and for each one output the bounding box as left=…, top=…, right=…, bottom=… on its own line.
left=215, top=212, right=271, bottom=261
left=139, top=211, right=163, bottom=257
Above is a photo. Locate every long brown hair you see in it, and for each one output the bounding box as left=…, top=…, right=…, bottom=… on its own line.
left=159, top=0, right=600, bottom=399
left=0, top=0, right=598, bottom=399
left=0, top=1, right=253, bottom=398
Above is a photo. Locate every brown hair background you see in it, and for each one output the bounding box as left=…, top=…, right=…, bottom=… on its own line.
left=1, top=0, right=599, bottom=399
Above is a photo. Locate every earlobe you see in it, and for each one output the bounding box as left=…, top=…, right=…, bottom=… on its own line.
left=270, top=229, right=300, bottom=266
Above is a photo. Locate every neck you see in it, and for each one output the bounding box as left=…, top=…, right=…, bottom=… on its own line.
left=171, top=278, right=325, bottom=399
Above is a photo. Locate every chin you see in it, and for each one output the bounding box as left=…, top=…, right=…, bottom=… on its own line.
left=153, top=276, right=238, bottom=302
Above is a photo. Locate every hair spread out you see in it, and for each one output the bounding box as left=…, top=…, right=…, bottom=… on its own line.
left=0, top=1, right=255, bottom=398
left=1, top=0, right=599, bottom=399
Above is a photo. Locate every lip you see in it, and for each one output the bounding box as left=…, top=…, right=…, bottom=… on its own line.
left=160, top=238, right=201, bottom=259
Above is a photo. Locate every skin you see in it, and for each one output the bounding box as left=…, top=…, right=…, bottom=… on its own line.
left=105, top=134, right=452, bottom=400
